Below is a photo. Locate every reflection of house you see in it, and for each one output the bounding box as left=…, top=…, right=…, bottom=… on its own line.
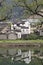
left=15, top=49, right=31, bottom=64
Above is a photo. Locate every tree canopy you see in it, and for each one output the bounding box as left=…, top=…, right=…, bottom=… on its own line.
left=13, top=0, right=43, bottom=17
left=0, top=0, right=43, bottom=21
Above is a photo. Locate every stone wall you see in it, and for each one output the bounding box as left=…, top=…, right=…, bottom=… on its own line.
left=0, top=33, right=17, bottom=40
left=0, top=33, right=7, bottom=39
left=8, top=33, right=17, bottom=40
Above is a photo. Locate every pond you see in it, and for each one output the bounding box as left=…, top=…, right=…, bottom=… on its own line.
left=0, top=57, right=43, bottom=65
left=0, top=58, right=27, bottom=65
left=0, top=48, right=43, bottom=65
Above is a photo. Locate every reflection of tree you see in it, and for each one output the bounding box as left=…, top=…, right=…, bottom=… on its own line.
left=40, top=59, right=43, bottom=65
left=6, top=50, right=9, bottom=56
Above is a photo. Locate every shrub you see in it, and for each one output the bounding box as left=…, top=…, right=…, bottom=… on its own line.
left=21, top=33, right=43, bottom=40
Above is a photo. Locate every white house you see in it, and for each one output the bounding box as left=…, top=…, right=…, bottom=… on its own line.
left=10, top=19, right=31, bottom=39
left=20, top=20, right=31, bottom=34
left=21, top=26, right=30, bottom=34
left=15, top=30, right=21, bottom=39
left=11, top=18, right=40, bottom=39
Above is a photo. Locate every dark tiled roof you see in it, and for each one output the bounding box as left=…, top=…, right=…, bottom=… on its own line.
left=20, top=26, right=29, bottom=29
left=15, top=29, right=21, bottom=32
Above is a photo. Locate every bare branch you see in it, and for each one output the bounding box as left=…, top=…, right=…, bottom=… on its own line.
left=23, top=1, right=43, bottom=17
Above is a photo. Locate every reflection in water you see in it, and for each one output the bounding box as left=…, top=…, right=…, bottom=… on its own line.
left=0, top=49, right=32, bottom=65
left=10, top=49, right=31, bottom=64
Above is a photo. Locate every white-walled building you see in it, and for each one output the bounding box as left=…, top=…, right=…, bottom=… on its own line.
left=15, top=30, right=21, bottom=39
left=10, top=19, right=31, bottom=39
left=0, top=19, right=40, bottom=39
left=10, top=18, right=40, bottom=39
left=19, top=20, right=31, bottom=34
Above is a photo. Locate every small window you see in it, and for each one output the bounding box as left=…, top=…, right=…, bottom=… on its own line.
left=26, top=29, right=28, bottom=31
left=22, top=29, right=24, bottom=32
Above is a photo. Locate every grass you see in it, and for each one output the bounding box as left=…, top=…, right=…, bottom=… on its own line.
left=0, top=40, right=43, bottom=44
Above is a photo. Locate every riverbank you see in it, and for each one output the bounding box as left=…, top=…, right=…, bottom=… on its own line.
left=0, top=40, right=43, bottom=49
left=0, top=40, right=43, bottom=44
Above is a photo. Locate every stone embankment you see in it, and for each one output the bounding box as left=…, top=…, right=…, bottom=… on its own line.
left=0, top=42, right=43, bottom=48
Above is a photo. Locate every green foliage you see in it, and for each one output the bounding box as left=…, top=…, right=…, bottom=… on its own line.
left=0, top=0, right=43, bottom=20
left=28, top=34, right=38, bottom=40
left=34, top=49, right=40, bottom=54
left=21, top=34, right=38, bottom=40
left=0, top=0, right=14, bottom=20
left=21, top=33, right=43, bottom=40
